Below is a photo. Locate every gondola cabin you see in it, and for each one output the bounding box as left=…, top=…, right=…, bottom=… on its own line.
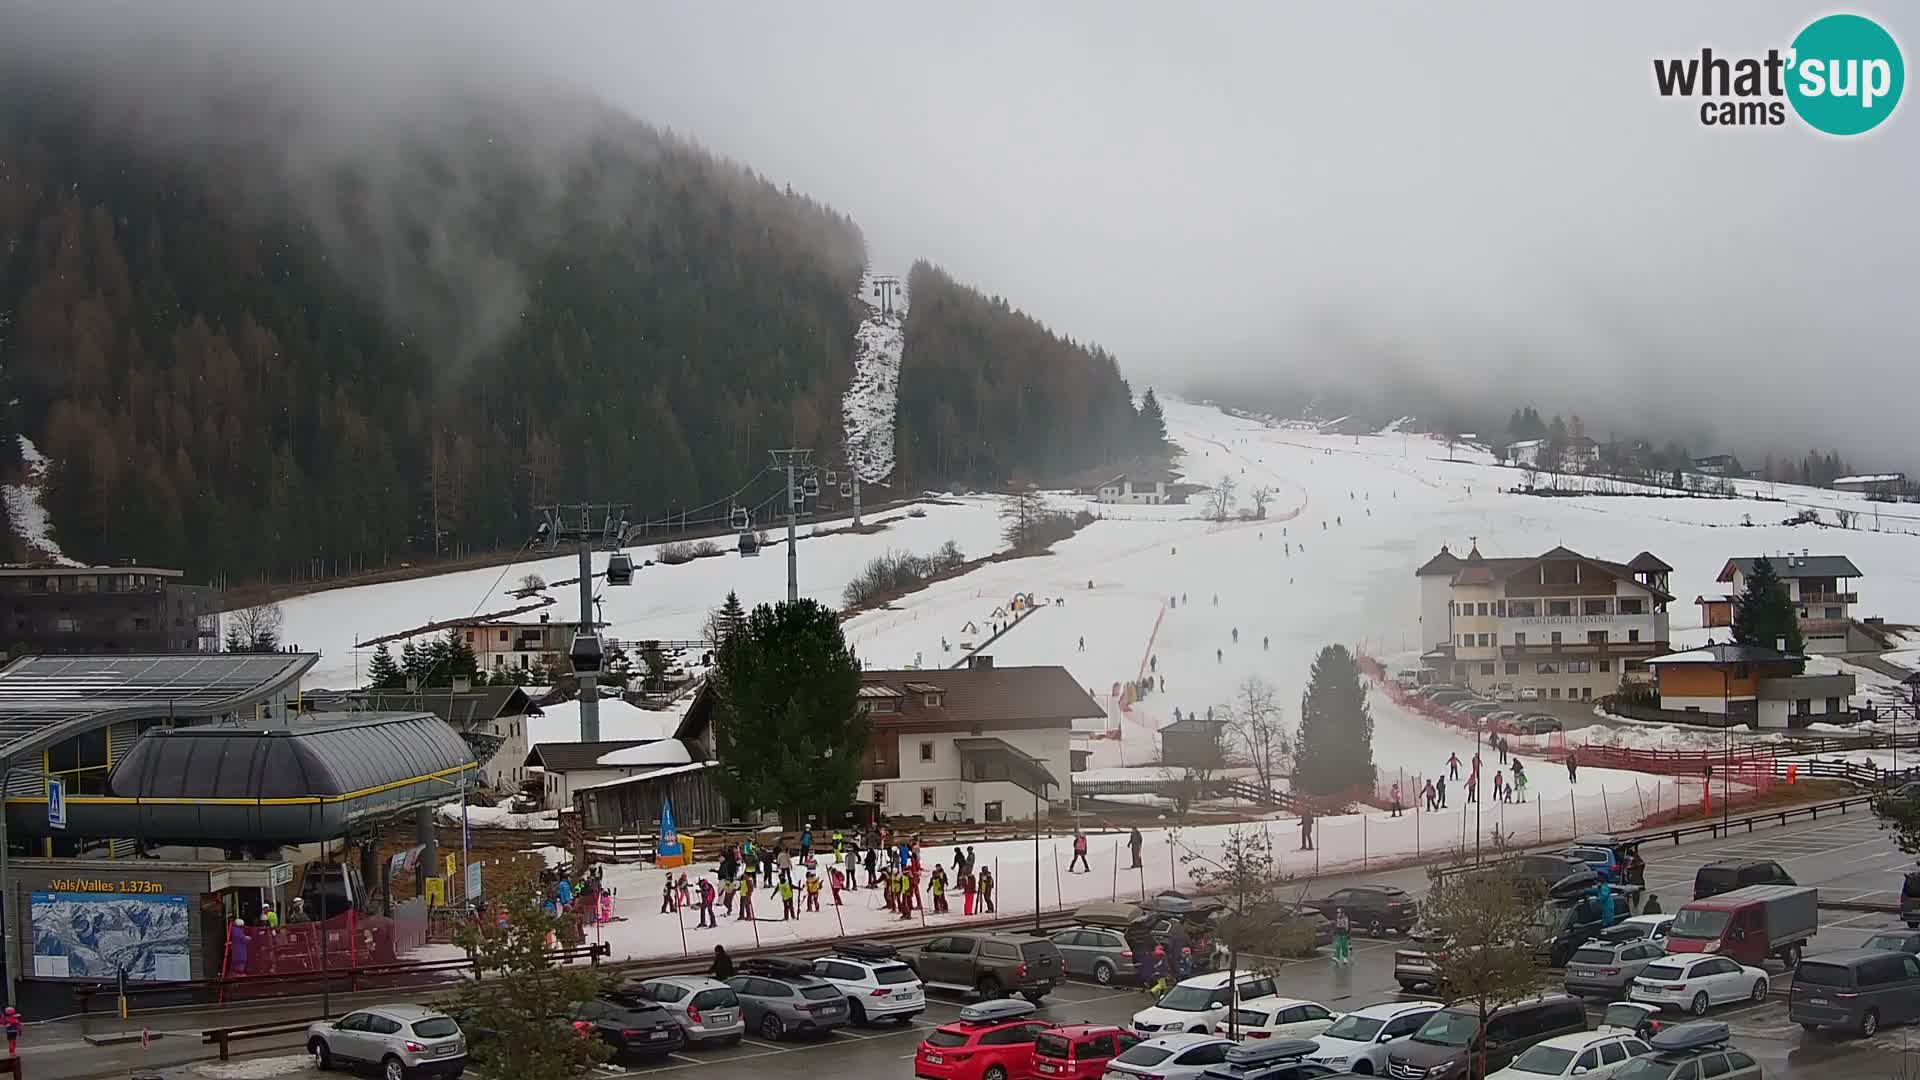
left=738, top=531, right=760, bottom=557
left=606, top=552, right=634, bottom=586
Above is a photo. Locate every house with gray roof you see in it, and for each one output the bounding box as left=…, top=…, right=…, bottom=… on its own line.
left=1697, top=552, right=1867, bottom=654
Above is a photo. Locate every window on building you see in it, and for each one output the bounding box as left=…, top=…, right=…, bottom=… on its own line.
left=1505, top=663, right=1520, bottom=675
left=919, top=741, right=935, bottom=762
left=1551, top=687, right=1563, bottom=699
left=1549, top=600, right=1573, bottom=617
left=874, top=745, right=886, bottom=766
left=1825, top=607, right=1842, bottom=619
left=1537, top=662, right=1558, bottom=674
left=1542, top=561, right=1580, bottom=586
left=1551, top=631, right=1563, bottom=645
left=133, top=617, right=149, bottom=630
left=1581, top=687, right=1593, bottom=701
left=1599, top=660, right=1612, bottom=672
left=1514, top=632, right=1527, bottom=646
left=1477, top=633, right=1490, bottom=647
left=872, top=783, right=887, bottom=803
left=465, top=630, right=475, bottom=643
left=1477, top=603, right=1489, bottom=616
left=925, top=693, right=943, bottom=708
left=53, top=617, right=77, bottom=633
left=1567, top=660, right=1591, bottom=673
left=1481, top=663, right=1495, bottom=675
left=1795, top=699, right=1812, bottom=716
left=871, top=698, right=899, bottom=713
left=1454, top=663, right=1468, bottom=678
left=1584, top=599, right=1610, bottom=616
left=1827, top=697, right=1842, bottom=713
left=499, top=629, right=509, bottom=642
left=1618, top=597, right=1644, bottom=615
left=1508, top=600, right=1538, bottom=617
left=1459, top=634, right=1470, bottom=647
left=920, top=786, right=937, bottom=808
left=1588, top=630, right=1607, bottom=645
left=1628, top=629, right=1641, bottom=643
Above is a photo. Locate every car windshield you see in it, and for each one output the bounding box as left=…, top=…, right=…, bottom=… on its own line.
left=1571, top=948, right=1616, bottom=965
left=1509, top=1045, right=1578, bottom=1074
left=1158, top=986, right=1221, bottom=1011
left=876, top=964, right=918, bottom=985
left=1321, top=1014, right=1385, bottom=1042
left=1116, top=1045, right=1174, bottom=1067
left=411, top=1017, right=459, bottom=1038
left=925, top=1030, right=970, bottom=1048
left=1866, top=935, right=1913, bottom=952
left=1640, top=963, right=1687, bottom=981
left=1668, top=909, right=1730, bottom=939
left=1035, top=1033, right=1072, bottom=1059
left=1612, top=1057, right=1677, bottom=1080
left=1793, top=962, right=1851, bottom=987
left=1601, top=1005, right=1648, bottom=1029
left=1413, top=1010, right=1478, bottom=1046
left=691, top=988, right=738, bottom=1008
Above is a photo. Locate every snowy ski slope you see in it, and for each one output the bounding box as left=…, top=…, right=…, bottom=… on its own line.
left=841, top=268, right=908, bottom=483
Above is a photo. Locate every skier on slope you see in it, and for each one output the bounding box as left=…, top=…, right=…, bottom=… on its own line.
left=1231, top=627, right=1239, bottom=644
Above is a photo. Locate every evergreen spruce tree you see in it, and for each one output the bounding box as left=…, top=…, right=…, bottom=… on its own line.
left=712, top=590, right=747, bottom=645
left=400, top=639, right=426, bottom=688
left=223, top=623, right=248, bottom=653
left=709, top=598, right=868, bottom=827
left=1138, top=388, right=1168, bottom=449
left=1731, top=556, right=1805, bottom=672
left=1294, top=644, right=1376, bottom=797
left=442, top=627, right=479, bottom=685
left=367, top=643, right=402, bottom=689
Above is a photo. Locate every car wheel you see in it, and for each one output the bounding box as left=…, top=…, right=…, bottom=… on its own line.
left=1751, top=979, right=1768, bottom=1004
left=382, top=1056, right=408, bottom=1080
left=761, top=1013, right=785, bottom=1041
left=1369, top=917, right=1383, bottom=936
left=1861, top=1009, right=1880, bottom=1038
left=1690, top=992, right=1710, bottom=1017
left=976, top=976, right=1004, bottom=999
left=985, top=1067, right=1009, bottom=1080
left=1093, top=960, right=1116, bottom=985
left=848, top=999, right=868, bottom=1026
left=1188, top=1026, right=1209, bottom=1035
left=1352, top=1061, right=1374, bottom=1076
left=309, top=1038, right=334, bottom=1071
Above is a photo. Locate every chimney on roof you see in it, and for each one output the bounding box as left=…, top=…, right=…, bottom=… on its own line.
left=453, top=676, right=471, bottom=694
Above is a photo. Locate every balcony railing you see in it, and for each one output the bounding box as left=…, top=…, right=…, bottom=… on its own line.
left=1796, top=591, right=1857, bottom=605
left=1500, top=641, right=1668, bottom=659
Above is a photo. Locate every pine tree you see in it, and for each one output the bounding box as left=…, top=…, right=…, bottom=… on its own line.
left=1294, top=644, right=1376, bottom=797
left=711, top=590, right=747, bottom=645
left=1731, top=556, right=1805, bottom=671
left=400, top=639, right=426, bottom=688
left=709, top=598, right=867, bottom=827
left=443, top=627, right=479, bottom=685
left=367, top=643, right=402, bottom=690
left=1138, top=388, right=1168, bottom=449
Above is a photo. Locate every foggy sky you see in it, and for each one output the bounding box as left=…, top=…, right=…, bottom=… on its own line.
left=6, top=2, right=1915, bottom=464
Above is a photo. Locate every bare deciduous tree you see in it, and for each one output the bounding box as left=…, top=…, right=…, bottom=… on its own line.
left=1226, top=677, right=1290, bottom=798
left=1204, top=475, right=1238, bottom=521
left=517, top=572, right=547, bottom=593
left=223, top=602, right=284, bottom=653
left=1249, top=485, right=1275, bottom=518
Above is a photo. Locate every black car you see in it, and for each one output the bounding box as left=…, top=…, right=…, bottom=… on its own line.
left=1386, top=996, right=1587, bottom=1078
left=571, top=993, right=686, bottom=1062
left=1482, top=854, right=1594, bottom=899
left=1692, top=859, right=1792, bottom=900
left=1303, top=886, right=1417, bottom=935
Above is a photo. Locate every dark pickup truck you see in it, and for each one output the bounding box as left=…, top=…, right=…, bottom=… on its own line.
left=900, top=933, right=1065, bottom=1002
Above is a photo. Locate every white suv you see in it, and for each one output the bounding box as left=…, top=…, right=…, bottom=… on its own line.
left=307, top=1003, right=465, bottom=1080
left=1130, top=971, right=1279, bottom=1035
left=811, top=946, right=926, bottom=1025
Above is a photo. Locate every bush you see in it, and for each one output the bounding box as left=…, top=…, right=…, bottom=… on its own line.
left=658, top=541, right=697, bottom=565
left=842, top=541, right=967, bottom=607
left=691, top=540, right=721, bottom=558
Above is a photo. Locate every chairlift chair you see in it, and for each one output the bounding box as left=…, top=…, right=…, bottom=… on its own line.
left=605, top=552, right=634, bottom=586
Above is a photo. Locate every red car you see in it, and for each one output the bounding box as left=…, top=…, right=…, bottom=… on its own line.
left=915, top=1000, right=1052, bottom=1080
left=1033, top=1024, right=1142, bottom=1080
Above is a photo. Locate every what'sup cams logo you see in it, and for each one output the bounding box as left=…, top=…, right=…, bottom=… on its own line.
left=1654, top=13, right=1903, bottom=134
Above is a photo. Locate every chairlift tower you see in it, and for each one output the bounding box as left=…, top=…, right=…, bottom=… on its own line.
left=769, top=449, right=817, bottom=603
left=871, top=275, right=903, bottom=318
left=536, top=503, right=629, bottom=741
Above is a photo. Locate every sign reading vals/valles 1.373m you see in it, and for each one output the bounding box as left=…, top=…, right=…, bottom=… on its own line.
left=45, top=879, right=172, bottom=894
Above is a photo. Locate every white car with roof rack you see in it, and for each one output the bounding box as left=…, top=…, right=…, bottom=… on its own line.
left=811, top=941, right=925, bottom=1025
left=1131, top=971, right=1279, bottom=1035
left=1212, top=996, right=1336, bottom=1042
left=1485, top=1030, right=1652, bottom=1079
left=1305, top=1000, right=1440, bottom=1074
left=1102, top=1033, right=1236, bottom=1080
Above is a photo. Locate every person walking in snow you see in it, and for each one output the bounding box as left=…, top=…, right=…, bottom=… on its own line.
left=961, top=867, right=977, bottom=915
left=1390, top=783, right=1403, bottom=817
left=1566, top=751, right=1579, bottom=783
left=979, top=867, right=996, bottom=913
left=1332, top=908, right=1352, bottom=964
left=1299, top=809, right=1315, bottom=850
left=1436, top=776, right=1449, bottom=809
left=661, top=876, right=676, bottom=915
left=1078, top=635, right=1085, bottom=652
left=1447, top=752, right=1461, bottom=780
left=778, top=877, right=796, bottom=920
left=1129, top=827, right=1144, bottom=868
left=930, top=867, right=948, bottom=913
left=1070, top=830, right=1091, bottom=873
left=1212, top=594, right=1218, bottom=606
left=804, top=871, right=822, bottom=912
left=1231, top=627, right=1239, bottom=644
left=1423, top=779, right=1438, bottom=811
left=1263, top=636, right=1269, bottom=650
left=1216, top=649, right=1223, bottom=664
left=737, top=875, right=755, bottom=921
left=696, top=878, right=717, bottom=928
left=1158, top=675, right=1165, bottom=692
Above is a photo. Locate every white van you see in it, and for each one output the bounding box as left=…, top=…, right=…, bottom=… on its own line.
left=1131, top=971, right=1280, bottom=1035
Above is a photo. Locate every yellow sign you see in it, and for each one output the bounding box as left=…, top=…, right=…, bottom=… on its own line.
left=424, top=877, right=446, bottom=906
left=446, top=854, right=458, bottom=881
left=49, top=878, right=167, bottom=894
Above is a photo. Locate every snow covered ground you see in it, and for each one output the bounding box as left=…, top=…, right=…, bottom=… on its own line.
left=842, top=268, right=909, bottom=483
left=3, top=435, right=80, bottom=566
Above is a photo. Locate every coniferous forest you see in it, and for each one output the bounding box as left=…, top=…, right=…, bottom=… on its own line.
left=0, top=66, right=1146, bottom=584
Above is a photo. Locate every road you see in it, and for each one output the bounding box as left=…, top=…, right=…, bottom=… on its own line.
left=37, top=806, right=1920, bottom=1079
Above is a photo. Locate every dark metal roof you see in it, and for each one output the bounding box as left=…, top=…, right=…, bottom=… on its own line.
left=0, top=653, right=315, bottom=762
left=1627, top=552, right=1674, bottom=573
left=677, top=665, right=1102, bottom=742
left=307, top=686, right=533, bottom=724
left=1719, top=556, right=1862, bottom=581
left=1414, top=546, right=1463, bottom=576
left=525, top=739, right=652, bottom=771
left=109, top=712, right=474, bottom=799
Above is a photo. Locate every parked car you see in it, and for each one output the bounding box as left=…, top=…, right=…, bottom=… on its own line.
left=1457, top=701, right=1505, bottom=718
left=306, top=1004, right=466, bottom=1080
left=913, top=999, right=1051, bottom=1080
left=1606, top=1022, right=1759, bottom=1080
left=726, top=958, right=851, bottom=1040
left=1303, top=1000, right=1439, bottom=1074
left=1691, top=859, right=1793, bottom=900
left=1666, top=884, right=1817, bottom=967
left=1393, top=926, right=1452, bottom=991
left=1050, top=926, right=1141, bottom=985
left=631, top=974, right=744, bottom=1046
left=1104, top=1034, right=1236, bottom=1080
left=1485, top=1030, right=1653, bottom=1079
left=1790, top=948, right=1920, bottom=1036
left=1596, top=1002, right=1663, bottom=1041
left=1903, top=869, right=1920, bottom=929
left=1629, top=955, right=1769, bottom=1016
left=1429, top=691, right=1477, bottom=708
left=1561, top=845, right=1623, bottom=883
left=1302, top=886, right=1418, bottom=935
left=902, top=933, right=1066, bottom=1002
left=1597, top=915, right=1673, bottom=945
left=1384, top=996, right=1587, bottom=1079
left=1864, top=929, right=1920, bottom=955
left=1517, top=689, right=1543, bottom=703
left=1565, top=940, right=1671, bottom=999
left=1132, top=971, right=1280, bottom=1036
left=1214, top=902, right=1330, bottom=956
left=569, top=993, right=685, bottom=1063
left=1488, top=853, right=1595, bottom=899
left=1214, top=997, right=1336, bottom=1042
left=1196, top=1039, right=1330, bottom=1080
left=812, top=943, right=926, bottom=1025
left=1032, top=1023, right=1142, bottom=1080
